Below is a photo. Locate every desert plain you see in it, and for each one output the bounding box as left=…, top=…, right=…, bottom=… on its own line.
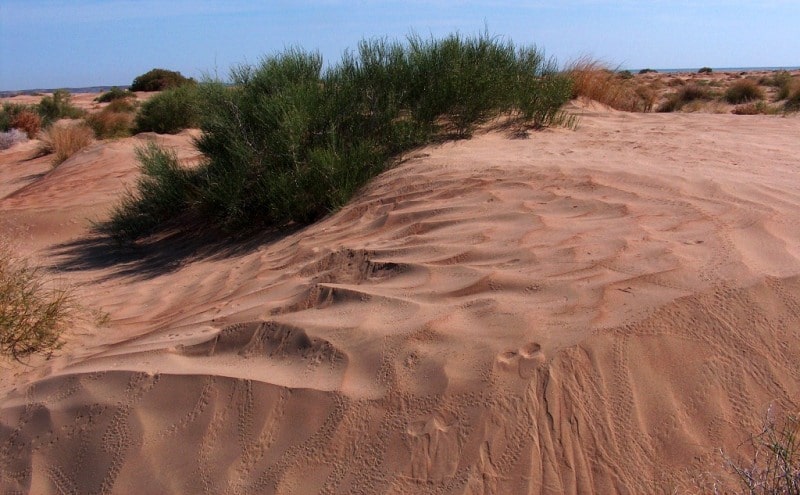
left=1, top=71, right=800, bottom=493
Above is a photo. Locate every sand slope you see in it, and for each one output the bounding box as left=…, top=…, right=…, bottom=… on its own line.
left=1, top=104, right=800, bottom=493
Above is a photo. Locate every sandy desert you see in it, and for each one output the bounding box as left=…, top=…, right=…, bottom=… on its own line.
left=1, top=73, right=800, bottom=493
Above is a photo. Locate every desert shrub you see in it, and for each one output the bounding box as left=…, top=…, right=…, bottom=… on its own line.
left=95, top=86, right=134, bottom=103
left=37, top=89, right=85, bottom=125
left=130, top=68, right=194, bottom=92
left=785, top=87, right=800, bottom=112
left=85, top=108, right=134, bottom=138
left=0, top=102, right=33, bottom=132
left=721, top=407, right=800, bottom=495
left=105, top=143, right=199, bottom=240
left=0, top=246, right=72, bottom=360
left=638, top=68, right=658, bottom=74
left=106, top=32, right=574, bottom=240
left=0, top=129, right=28, bottom=150
left=38, top=121, right=94, bottom=165
left=567, top=58, right=653, bottom=111
left=105, top=98, right=136, bottom=113
left=725, top=79, right=765, bottom=104
left=134, top=84, right=200, bottom=134
left=10, top=110, right=42, bottom=138
left=732, top=101, right=777, bottom=115
left=658, top=84, right=714, bottom=112
left=698, top=67, right=713, bottom=74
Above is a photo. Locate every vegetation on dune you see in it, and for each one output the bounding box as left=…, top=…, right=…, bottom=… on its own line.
left=567, top=58, right=655, bottom=112
left=9, top=109, right=42, bottom=138
left=130, top=68, right=195, bottom=92
left=657, top=84, right=715, bottom=112
left=37, top=89, right=85, bottom=126
left=105, top=32, right=575, bottom=241
left=38, top=121, right=94, bottom=165
left=0, top=129, right=28, bottom=150
left=0, top=246, right=72, bottom=360
left=134, top=84, right=200, bottom=134
left=724, top=79, right=765, bottom=104
left=95, top=86, right=135, bottom=103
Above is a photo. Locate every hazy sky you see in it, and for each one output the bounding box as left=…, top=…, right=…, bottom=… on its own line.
left=1, top=0, right=798, bottom=90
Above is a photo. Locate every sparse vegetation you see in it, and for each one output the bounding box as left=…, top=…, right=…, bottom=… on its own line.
left=0, top=129, right=28, bottom=150
left=105, top=32, right=574, bottom=241
left=658, top=84, right=714, bottom=112
left=720, top=407, right=800, bottom=495
left=38, top=121, right=94, bottom=165
left=732, top=101, right=777, bottom=115
left=134, top=84, right=200, bottom=134
left=698, top=67, right=713, bottom=74
left=725, top=79, right=765, bottom=104
left=85, top=107, right=134, bottom=139
left=785, top=87, right=800, bottom=112
left=95, top=86, right=135, bottom=103
left=638, top=68, right=658, bottom=74
left=0, top=102, right=33, bottom=132
left=130, top=68, right=194, bottom=92
left=37, top=89, right=85, bottom=126
left=0, top=246, right=72, bottom=360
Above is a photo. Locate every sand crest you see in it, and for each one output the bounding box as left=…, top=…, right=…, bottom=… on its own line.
left=1, top=102, right=799, bottom=493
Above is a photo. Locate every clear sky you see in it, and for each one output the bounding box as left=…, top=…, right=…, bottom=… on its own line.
left=1, top=0, right=798, bottom=91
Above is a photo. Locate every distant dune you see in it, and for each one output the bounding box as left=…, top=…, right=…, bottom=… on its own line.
left=1, top=91, right=799, bottom=493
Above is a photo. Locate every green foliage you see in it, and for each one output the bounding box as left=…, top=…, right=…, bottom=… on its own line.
left=638, top=68, right=658, bottom=74
left=134, top=84, right=200, bottom=134
left=95, top=86, right=134, bottom=103
left=0, top=102, right=33, bottom=132
left=107, top=32, right=574, bottom=240
left=130, top=68, right=194, bottom=92
left=0, top=246, right=72, bottom=360
left=105, top=143, right=198, bottom=240
left=724, top=79, right=765, bottom=104
left=37, top=89, right=85, bottom=126
left=698, top=67, right=713, bottom=74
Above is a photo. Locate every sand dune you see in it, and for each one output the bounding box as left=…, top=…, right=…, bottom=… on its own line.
left=1, top=101, right=800, bottom=493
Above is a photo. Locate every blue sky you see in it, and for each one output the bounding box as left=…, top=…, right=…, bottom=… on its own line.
left=1, top=0, right=798, bottom=90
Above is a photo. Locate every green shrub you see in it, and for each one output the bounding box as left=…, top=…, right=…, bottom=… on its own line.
left=0, top=246, right=72, bottom=360
left=638, top=68, right=658, bottom=74
left=37, top=89, right=85, bottom=126
left=724, top=79, right=765, bottom=104
left=130, top=68, right=194, bottom=92
left=0, top=102, right=33, bottom=132
left=95, top=86, right=134, bottom=103
left=105, top=143, right=198, bottom=241
left=134, top=84, right=200, bottom=134
left=106, top=32, right=574, bottom=240
left=698, top=67, right=713, bottom=74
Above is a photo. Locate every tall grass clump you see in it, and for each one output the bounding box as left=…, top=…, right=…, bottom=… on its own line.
left=38, top=122, right=94, bottom=165
left=725, top=79, right=765, bottom=104
left=658, top=84, right=715, bottom=112
left=567, top=58, right=655, bottom=112
left=37, top=89, right=85, bottom=126
left=134, top=84, right=200, bottom=134
left=107, top=32, right=574, bottom=241
left=0, top=246, right=72, bottom=360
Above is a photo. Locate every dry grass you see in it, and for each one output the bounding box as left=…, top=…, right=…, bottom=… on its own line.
left=38, top=121, right=94, bottom=165
left=566, top=58, right=655, bottom=112
left=85, top=109, right=134, bottom=139
left=0, top=245, right=72, bottom=360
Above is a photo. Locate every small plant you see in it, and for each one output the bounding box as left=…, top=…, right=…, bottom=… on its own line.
left=37, top=89, right=85, bottom=126
left=721, top=406, right=800, bottom=495
left=134, top=84, right=200, bottom=134
left=725, top=79, right=765, bottom=104
left=698, top=67, right=713, bottom=74
left=0, top=129, right=28, bottom=150
left=658, top=84, right=714, bottom=112
left=95, top=86, right=134, bottom=103
left=10, top=110, right=42, bottom=138
left=0, top=246, right=72, bottom=360
left=129, top=68, right=194, bottom=92
left=38, top=121, right=94, bottom=165
left=732, top=101, right=776, bottom=115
